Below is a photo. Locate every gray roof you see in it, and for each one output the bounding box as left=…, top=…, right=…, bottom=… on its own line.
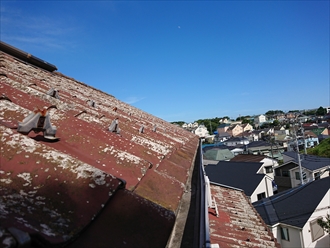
left=253, top=177, right=330, bottom=228
left=203, top=148, right=234, bottom=161
left=283, top=151, right=330, bottom=171
left=204, top=161, right=264, bottom=196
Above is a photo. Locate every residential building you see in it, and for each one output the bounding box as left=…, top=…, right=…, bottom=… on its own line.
left=203, top=148, right=234, bottom=161
left=241, top=123, right=254, bottom=132
left=241, top=130, right=259, bottom=142
left=208, top=184, right=280, bottom=247
left=253, top=177, right=330, bottom=248
left=274, top=152, right=330, bottom=191
left=213, top=131, right=230, bottom=143
left=217, top=123, right=231, bottom=133
left=231, top=154, right=279, bottom=180
left=194, top=124, right=209, bottom=138
left=204, top=161, right=274, bottom=202
left=245, top=140, right=284, bottom=159
left=223, top=136, right=249, bottom=146
left=227, top=124, right=244, bottom=137
left=254, top=114, right=267, bottom=127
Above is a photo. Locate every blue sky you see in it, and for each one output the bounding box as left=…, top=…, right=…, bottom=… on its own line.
left=1, top=1, right=329, bottom=123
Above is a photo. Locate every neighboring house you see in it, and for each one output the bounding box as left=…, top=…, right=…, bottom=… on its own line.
left=194, top=124, right=209, bottom=138
left=204, top=161, right=274, bottom=202
left=274, top=126, right=289, bottom=136
left=251, top=130, right=264, bottom=140
left=208, top=183, right=280, bottom=247
left=245, top=141, right=284, bottom=159
left=241, top=123, right=254, bottom=132
left=241, top=130, right=259, bottom=142
left=297, top=115, right=309, bottom=123
left=217, top=123, right=231, bottom=134
left=253, top=177, right=330, bottom=248
left=303, top=131, right=319, bottom=148
left=219, top=118, right=230, bottom=123
left=204, top=144, right=245, bottom=157
left=213, top=132, right=230, bottom=143
left=223, top=136, right=249, bottom=146
left=260, top=127, right=274, bottom=138
left=254, top=114, right=267, bottom=127
left=274, top=152, right=330, bottom=191
left=203, top=148, right=234, bottom=161
left=286, top=112, right=298, bottom=120
left=231, top=154, right=279, bottom=180
left=227, top=124, right=243, bottom=137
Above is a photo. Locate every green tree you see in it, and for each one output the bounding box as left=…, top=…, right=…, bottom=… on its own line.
left=171, top=121, right=185, bottom=126
left=316, top=106, right=326, bottom=116
left=273, top=120, right=280, bottom=126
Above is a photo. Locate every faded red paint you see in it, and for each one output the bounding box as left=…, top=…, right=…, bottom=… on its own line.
left=208, top=185, right=280, bottom=248
left=0, top=49, right=199, bottom=247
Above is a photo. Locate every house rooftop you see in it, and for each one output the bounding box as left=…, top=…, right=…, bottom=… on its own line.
left=0, top=44, right=199, bottom=247
left=209, top=184, right=280, bottom=248
left=283, top=151, right=330, bottom=171
left=253, top=177, right=330, bottom=228
left=231, top=154, right=268, bottom=163
left=204, top=161, right=264, bottom=196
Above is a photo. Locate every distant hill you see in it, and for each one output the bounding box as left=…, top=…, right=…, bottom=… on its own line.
left=307, top=138, right=330, bottom=158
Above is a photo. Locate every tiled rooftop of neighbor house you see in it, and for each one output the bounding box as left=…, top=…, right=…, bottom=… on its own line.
left=0, top=44, right=200, bottom=247
left=208, top=184, right=280, bottom=248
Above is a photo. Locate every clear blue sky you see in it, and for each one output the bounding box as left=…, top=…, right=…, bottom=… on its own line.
left=1, top=1, right=329, bottom=123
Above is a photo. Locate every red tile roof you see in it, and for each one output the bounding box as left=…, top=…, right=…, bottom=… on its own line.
left=0, top=47, right=199, bottom=247
left=208, top=184, right=280, bottom=248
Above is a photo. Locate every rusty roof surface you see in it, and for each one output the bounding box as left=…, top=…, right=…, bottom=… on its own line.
left=0, top=49, right=199, bottom=247
left=208, top=184, right=280, bottom=248
left=230, top=154, right=267, bottom=163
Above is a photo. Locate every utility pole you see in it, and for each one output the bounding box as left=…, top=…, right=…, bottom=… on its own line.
left=294, top=124, right=304, bottom=185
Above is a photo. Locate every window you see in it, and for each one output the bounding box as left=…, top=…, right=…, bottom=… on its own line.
left=282, top=171, right=290, bottom=177
left=280, top=227, right=290, bottom=241
left=295, top=172, right=306, bottom=180
left=275, top=170, right=281, bottom=176
left=314, top=172, right=320, bottom=180
left=310, top=219, right=324, bottom=242
left=257, top=192, right=266, bottom=201
left=265, top=166, right=273, bottom=173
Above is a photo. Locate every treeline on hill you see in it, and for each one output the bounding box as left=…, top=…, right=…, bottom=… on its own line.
left=171, top=106, right=328, bottom=135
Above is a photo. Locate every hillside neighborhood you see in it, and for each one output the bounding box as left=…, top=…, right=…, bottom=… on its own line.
left=180, top=110, right=330, bottom=247
left=1, top=41, right=329, bottom=248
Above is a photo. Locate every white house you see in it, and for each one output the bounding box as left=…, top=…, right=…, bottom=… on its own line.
left=204, top=161, right=274, bottom=203
left=194, top=124, right=209, bottom=138
left=274, top=152, right=330, bottom=192
left=222, top=137, right=249, bottom=146
left=231, top=154, right=278, bottom=180
left=254, top=177, right=330, bottom=248
left=254, top=114, right=267, bottom=127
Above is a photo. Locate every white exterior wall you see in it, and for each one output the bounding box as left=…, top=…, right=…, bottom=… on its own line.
left=250, top=176, right=274, bottom=203
left=254, top=115, right=267, bottom=125
left=194, top=125, right=209, bottom=137
left=271, top=224, right=302, bottom=248
left=301, top=190, right=330, bottom=248
left=290, top=166, right=329, bottom=188
left=270, top=190, right=330, bottom=248
left=290, top=168, right=312, bottom=188
left=279, top=225, right=302, bottom=248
